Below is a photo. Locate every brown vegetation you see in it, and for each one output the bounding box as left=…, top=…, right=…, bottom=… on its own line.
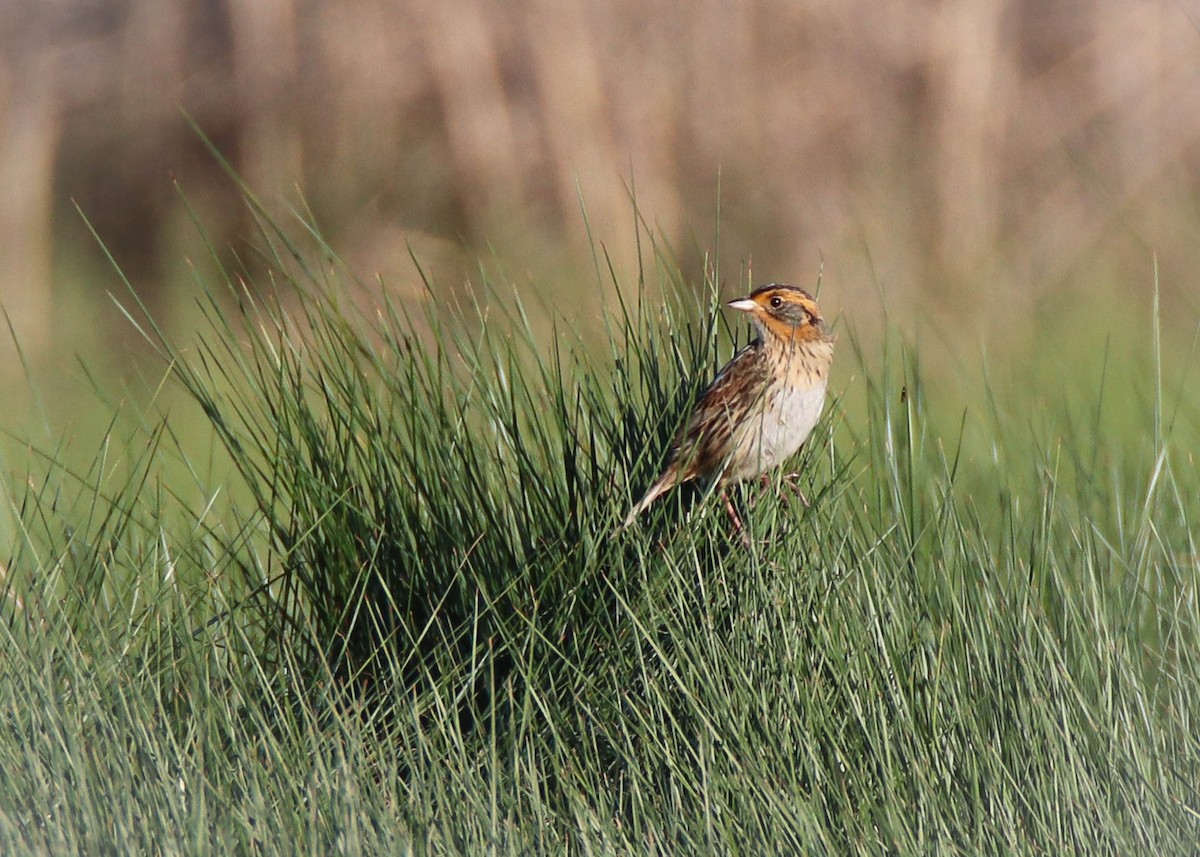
left=2, top=0, right=1199, bottom=355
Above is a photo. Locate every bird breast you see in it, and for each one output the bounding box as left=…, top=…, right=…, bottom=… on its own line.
left=726, top=363, right=828, bottom=481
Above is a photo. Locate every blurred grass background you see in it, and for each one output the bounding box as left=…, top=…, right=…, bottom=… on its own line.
left=4, top=0, right=1200, bottom=389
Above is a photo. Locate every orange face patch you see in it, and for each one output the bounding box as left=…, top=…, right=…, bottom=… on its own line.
left=749, top=289, right=824, bottom=343
left=759, top=309, right=806, bottom=342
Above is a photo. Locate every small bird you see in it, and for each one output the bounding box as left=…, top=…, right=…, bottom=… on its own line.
left=623, top=283, right=834, bottom=531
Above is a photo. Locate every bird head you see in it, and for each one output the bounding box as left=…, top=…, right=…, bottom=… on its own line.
left=726, top=284, right=828, bottom=344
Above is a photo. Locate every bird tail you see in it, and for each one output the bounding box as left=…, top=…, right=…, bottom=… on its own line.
left=621, top=468, right=678, bottom=529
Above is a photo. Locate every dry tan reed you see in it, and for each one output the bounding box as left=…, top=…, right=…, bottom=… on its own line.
left=2, top=0, right=1199, bottom=353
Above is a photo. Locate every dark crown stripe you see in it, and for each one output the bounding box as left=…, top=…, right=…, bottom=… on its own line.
left=748, top=283, right=814, bottom=302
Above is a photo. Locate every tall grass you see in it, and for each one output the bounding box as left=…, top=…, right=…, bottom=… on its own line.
left=0, top=208, right=1197, bottom=853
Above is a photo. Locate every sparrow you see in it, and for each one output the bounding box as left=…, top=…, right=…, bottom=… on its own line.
left=623, top=284, right=833, bottom=531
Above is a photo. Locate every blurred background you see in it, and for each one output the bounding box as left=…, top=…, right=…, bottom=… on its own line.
left=2, top=0, right=1200, bottom=408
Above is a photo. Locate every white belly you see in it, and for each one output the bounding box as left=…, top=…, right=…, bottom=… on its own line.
left=727, top=379, right=827, bottom=480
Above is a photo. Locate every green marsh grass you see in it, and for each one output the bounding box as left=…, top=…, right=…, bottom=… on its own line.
left=0, top=208, right=1198, bottom=853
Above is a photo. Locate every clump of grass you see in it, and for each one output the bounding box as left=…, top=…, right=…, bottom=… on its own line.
left=113, top=209, right=747, bottom=724
left=0, top=201, right=1197, bottom=852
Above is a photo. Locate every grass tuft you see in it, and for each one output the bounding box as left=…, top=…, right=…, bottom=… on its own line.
left=0, top=205, right=1197, bottom=852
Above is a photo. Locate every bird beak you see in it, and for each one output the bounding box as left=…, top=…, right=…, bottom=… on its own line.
left=726, top=298, right=758, bottom=313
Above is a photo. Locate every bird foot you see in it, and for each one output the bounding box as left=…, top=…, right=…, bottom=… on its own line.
left=757, top=473, right=809, bottom=507
left=781, top=472, right=810, bottom=507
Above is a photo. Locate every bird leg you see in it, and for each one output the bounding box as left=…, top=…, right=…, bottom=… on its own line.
left=721, top=488, right=753, bottom=548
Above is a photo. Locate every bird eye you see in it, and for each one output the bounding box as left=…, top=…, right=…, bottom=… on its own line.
left=769, top=296, right=783, bottom=309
